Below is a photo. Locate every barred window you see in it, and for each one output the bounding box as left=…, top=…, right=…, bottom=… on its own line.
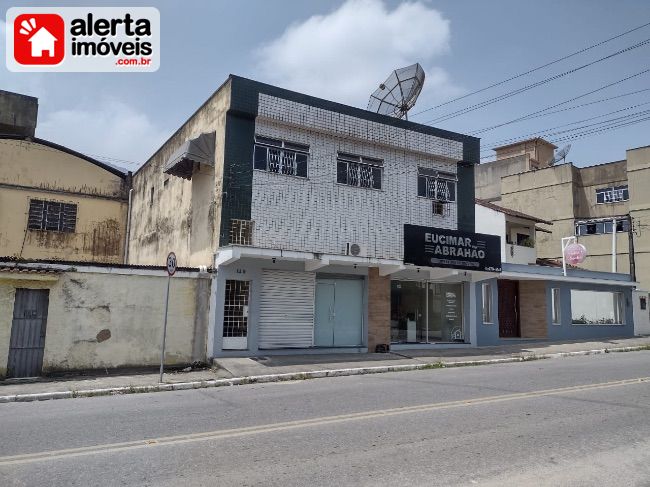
left=28, top=199, right=77, bottom=233
left=336, top=152, right=383, bottom=190
left=417, top=167, right=456, bottom=202
left=253, top=136, right=308, bottom=178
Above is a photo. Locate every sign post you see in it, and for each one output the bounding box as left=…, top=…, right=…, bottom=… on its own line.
left=159, top=252, right=176, bottom=383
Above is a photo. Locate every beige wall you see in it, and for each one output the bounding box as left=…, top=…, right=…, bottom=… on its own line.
left=128, top=81, right=231, bottom=268
left=627, top=146, right=650, bottom=290
left=0, top=139, right=128, bottom=263
left=0, top=268, right=211, bottom=377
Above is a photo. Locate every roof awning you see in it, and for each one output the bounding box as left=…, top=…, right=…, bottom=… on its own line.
left=164, top=132, right=215, bottom=179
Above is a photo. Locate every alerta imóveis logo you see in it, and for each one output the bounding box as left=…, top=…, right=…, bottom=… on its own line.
left=13, top=13, right=65, bottom=65
left=6, top=7, right=160, bottom=72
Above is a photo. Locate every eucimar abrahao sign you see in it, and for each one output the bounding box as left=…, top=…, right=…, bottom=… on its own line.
left=404, top=224, right=502, bottom=272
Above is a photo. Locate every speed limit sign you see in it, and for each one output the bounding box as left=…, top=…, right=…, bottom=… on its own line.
left=166, top=252, right=177, bottom=276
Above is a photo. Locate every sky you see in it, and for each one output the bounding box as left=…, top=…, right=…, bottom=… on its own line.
left=2, top=0, right=650, bottom=171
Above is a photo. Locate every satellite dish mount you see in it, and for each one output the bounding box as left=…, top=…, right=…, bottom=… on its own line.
left=368, top=63, right=425, bottom=120
left=547, top=144, right=572, bottom=166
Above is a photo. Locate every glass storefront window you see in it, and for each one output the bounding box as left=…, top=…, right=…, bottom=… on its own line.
left=391, top=281, right=465, bottom=343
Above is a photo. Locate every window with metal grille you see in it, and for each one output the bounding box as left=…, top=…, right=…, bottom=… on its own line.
left=253, top=136, right=308, bottom=177
left=27, top=199, right=77, bottom=233
left=575, top=218, right=629, bottom=236
left=336, top=152, right=383, bottom=190
left=596, top=185, right=629, bottom=204
left=417, top=167, right=456, bottom=202
left=223, top=280, right=250, bottom=338
left=230, top=219, right=253, bottom=245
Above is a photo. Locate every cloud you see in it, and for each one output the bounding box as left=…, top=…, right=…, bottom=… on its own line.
left=37, top=100, right=167, bottom=169
left=255, top=0, right=462, bottom=109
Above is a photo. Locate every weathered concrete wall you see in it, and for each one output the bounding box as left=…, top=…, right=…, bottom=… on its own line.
left=501, top=163, right=577, bottom=262
left=627, top=146, right=650, bottom=290
left=0, top=90, right=38, bottom=136
left=0, top=284, right=15, bottom=377
left=0, top=269, right=211, bottom=377
left=128, top=81, right=231, bottom=267
left=474, top=155, right=528, bottom=202
left=0, top=138, right=128, bottom=263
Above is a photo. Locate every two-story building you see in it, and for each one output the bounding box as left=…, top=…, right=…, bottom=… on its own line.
left=127, top=75, right=509, bottom=357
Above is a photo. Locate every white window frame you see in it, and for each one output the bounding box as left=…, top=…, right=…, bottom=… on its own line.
left=417, top=167, right=457, bottom=202
left=551, top=288, right=561, bottom=324
left=482, top=282, right=493, bottom=324
left=336, top=152, right=383, bottom=190
left=253, top=136, right=309, bottom=178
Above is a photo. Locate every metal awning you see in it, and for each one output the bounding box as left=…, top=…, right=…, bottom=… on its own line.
left=164, top=132, right=215, bottom=179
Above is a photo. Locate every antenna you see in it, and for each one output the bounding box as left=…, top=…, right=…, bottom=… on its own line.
left=548, top=144, right=572, bottom=165
left=368, top=63, right=425, bottom=120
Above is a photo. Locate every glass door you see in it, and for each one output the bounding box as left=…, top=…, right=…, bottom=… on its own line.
left=391, top=280, right=465, bottom=343
left=390, top=281, right=427, bottom=343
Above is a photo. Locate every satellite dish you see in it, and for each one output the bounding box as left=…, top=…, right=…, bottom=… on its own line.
left=548, top=144, right=572, bottom=166
left=368, top=63, right=425, bottom=120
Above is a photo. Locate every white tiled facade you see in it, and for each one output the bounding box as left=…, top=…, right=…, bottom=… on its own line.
left=251, top=94, right=465, bottom=261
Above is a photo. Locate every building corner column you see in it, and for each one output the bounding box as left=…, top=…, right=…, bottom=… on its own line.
left=367, top=267, right=391, bottom=352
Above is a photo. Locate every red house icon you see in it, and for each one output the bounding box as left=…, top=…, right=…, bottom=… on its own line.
left=13, top=14, right=65, bottom=65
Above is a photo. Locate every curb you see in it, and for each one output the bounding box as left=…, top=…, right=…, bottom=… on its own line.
left=1, top=345, right=647, bottom=403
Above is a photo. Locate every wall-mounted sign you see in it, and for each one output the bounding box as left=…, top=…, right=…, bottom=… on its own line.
left=404, top=224, right=501, bottom=272
left=564, top=242, right=587, bottom=265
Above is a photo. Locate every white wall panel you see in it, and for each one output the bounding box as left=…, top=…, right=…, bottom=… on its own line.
left=251, top=94, right=463, bottom=261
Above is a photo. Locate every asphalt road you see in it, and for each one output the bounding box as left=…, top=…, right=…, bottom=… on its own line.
left=2, top=352, right=650, bottom=486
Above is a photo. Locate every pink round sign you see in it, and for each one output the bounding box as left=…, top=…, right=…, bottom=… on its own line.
left=564, top=243, right=587, bottom=265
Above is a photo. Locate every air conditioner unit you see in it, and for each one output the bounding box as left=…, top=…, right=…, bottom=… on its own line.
left=346, top=242, right=367, bottom=257
left=432, top=200, right=449, bottom=217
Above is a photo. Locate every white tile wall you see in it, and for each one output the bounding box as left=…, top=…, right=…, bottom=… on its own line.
left=251, top=95, right=464, bottom=261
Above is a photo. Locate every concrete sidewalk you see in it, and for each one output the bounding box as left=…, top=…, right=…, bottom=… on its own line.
left=2, top=336, right=650, bottom=403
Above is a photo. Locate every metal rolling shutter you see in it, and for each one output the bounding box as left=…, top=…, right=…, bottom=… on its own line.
left=259, top=270, right=315, bottom=349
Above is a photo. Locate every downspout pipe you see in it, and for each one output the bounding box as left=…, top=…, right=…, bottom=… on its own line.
left=123, top=187, right=133, bottom=264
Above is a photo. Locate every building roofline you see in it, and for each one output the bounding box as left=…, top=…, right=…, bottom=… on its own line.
left=134, top=76, right=233, bottom=176
left=228, top=74, right=480, bottom=148
left=492, top=137, right=558, bottom=152
left=0, top=133, right=127, bottom=178
left=0, top=256, right=206, bottom=272
left=475, top=198, right=553, bottom=225
left=0, top=89, right=38, bottom=103
left=135, top=73, right=481, bottom=176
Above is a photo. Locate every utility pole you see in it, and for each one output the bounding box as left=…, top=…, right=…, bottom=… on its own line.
left=628, top=216, right=637, bottom=282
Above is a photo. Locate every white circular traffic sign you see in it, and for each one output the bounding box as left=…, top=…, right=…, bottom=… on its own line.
left=166, top=252, right=177, bottom=276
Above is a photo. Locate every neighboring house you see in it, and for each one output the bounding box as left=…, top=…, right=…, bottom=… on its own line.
left=128, top=75, right=486, bottom=357
left=0, top=260, right=211, bottom=379
left=29, top=27, right=57, bottom=57
left=475, top=199, right=635, bottom=345
left=475, top=138, right=650, bottom=293
left=0, top=134, right=130, bottom=263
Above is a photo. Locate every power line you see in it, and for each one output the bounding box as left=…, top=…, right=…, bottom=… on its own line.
left=420, top=38, right=650, bottom=125
left=411, top=21, right=650, bottom=117
left=482, top=102, right=650, bottom=149
left=479, top=113, right=650, bottom=160
left=470, top=68, right=650, bottom=135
